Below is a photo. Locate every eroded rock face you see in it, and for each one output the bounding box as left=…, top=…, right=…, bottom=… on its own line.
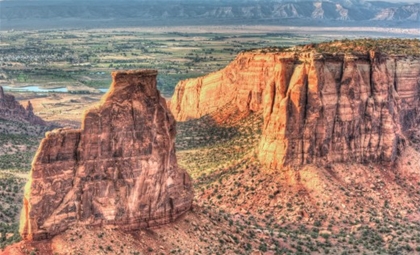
left=20, top=70, right=193, bottom=241
left=0, top=86, right=45, bottom=125
left=170, top=51, right=420, bottom=168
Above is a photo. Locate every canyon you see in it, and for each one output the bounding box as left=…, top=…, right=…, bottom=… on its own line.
left=171, top=46, right=420, bottom=169
left=3, top=39, right=420, bottom=254
left=19, top=70, right=193, bottom=241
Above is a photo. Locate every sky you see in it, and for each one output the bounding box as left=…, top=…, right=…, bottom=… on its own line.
left=0, top=0, right=418, bottom=2
left=0, top=0, right=419, bottom=3
left=372, top=0, right=418, bottom=2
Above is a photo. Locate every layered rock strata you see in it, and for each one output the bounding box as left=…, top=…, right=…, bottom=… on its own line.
left=170, top=51, right=420, bottom=168
left=0, top=86, right=45, bottom=125
left=20, top=70, right=193, bottom=241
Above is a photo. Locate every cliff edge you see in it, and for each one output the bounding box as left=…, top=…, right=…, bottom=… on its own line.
left=170, top=41, right=420, bottom=168
left=20, top=70, right=193, bottom=241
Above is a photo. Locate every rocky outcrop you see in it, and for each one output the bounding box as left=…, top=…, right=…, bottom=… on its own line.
left=0, top=86, right=45, bottom=125
left=20, top=70, right=193, bottom=241
left=170, top=50, right=420, bottom=168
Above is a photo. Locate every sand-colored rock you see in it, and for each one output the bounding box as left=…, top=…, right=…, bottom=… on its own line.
left=20, top=70, right=193, bottom=241
left=170, top=51, right=420, bottom=168
left=0, top=86, right=45, bottom=125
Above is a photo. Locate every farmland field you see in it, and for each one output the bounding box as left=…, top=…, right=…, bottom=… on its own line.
left=2, top=25, right=414, bottom=98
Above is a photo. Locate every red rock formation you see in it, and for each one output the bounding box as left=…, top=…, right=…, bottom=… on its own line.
left=170, top=51, right=420, bottom=168
left=20, top=70, right=193, bottom=241
left=0, top=86, right=45, bottom=125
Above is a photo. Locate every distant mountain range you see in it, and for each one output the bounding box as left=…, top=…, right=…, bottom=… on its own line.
left=0, top=0, right=418, bottom=30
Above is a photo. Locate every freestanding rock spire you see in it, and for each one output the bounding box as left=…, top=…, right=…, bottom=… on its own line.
left=20, top=70, right=193, bottom=240
left=25, top=101, right=33, bottom=113
left=0, top=86, right=4, bottom=99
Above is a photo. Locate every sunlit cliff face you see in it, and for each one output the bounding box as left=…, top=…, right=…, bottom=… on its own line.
left=19, top=178, right=32, bottom=240
left=171, top=50, right=420, bottom=168
left=19, top=70, right=193, bottom=241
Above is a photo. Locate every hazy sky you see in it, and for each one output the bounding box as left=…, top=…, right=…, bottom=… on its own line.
left=0, top=0, right=420, bottom=3
left=371, top=0, right=418, bottom=2
left=1, top=0, right=419, bottom=3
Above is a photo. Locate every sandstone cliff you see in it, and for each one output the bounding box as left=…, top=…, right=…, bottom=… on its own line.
left=20, top=70, right=193, bottom=241
left=171, top=49, right=420, bottom=168
left=0, top=86, right=45, bottom=126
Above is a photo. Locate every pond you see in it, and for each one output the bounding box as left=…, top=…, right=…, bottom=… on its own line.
left=3, top=86, right=110, bottom=93
left=3, top=85, right=68, bottom=93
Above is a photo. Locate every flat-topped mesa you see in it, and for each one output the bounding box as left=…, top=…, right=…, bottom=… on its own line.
left=170, top=49, right=420, bottom=168
left=20, top=69, right=193, bottom=241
